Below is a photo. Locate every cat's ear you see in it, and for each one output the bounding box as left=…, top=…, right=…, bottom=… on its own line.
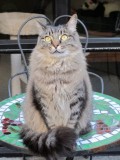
left=36, top=21, right=46, bottom=34
left=66, top=14, right=78, bottom=33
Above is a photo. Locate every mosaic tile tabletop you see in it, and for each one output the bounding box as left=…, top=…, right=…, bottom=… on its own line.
left=0, top=92, right=120, bottom=153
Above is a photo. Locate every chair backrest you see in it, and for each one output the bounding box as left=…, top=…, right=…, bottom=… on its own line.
left=8, top=15, right=104, bottom=97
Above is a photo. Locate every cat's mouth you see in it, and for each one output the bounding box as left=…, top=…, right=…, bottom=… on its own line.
left=53, top=50, right=64, bottom=54
left=51, top=50, right=69, bottom=57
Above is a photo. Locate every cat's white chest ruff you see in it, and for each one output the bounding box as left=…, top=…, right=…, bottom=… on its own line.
left=55, top=85, right=69, bottom=110
left=52, top=83, right=71, bottom=125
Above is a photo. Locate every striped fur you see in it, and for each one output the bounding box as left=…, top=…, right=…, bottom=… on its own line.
left=20, top=125, right=77, bottom=159
left=21, top=14, right=93, bottom=159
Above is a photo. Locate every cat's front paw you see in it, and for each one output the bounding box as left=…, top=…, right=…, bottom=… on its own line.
left=79, top=123, right=92, bottom=135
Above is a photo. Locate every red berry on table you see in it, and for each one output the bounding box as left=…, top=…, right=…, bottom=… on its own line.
left=2, top=128, right=11, bottom=134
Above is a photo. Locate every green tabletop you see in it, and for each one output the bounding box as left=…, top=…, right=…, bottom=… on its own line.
left=0, top=92, right=120, bottom=154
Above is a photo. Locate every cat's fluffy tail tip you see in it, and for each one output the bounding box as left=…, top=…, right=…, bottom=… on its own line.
left=20, top=125, right=77, bottom=157
left=55, top=126, right=78, bottom=156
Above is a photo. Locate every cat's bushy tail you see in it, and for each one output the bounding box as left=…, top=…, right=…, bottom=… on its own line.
left=20, top=125, right=77, bottom=158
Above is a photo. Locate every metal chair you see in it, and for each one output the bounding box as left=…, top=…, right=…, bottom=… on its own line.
left=7, top=15, right=105, bottom=160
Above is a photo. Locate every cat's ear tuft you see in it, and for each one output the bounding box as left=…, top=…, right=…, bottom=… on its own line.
left=67, top=14, right=78, bottom=33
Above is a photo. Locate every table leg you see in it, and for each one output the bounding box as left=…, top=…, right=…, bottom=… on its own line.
left=90, top=155, right=93, bottom=160
left=23, top=155, right=27, bottom=160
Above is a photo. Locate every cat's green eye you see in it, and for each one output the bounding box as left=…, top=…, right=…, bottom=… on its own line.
left=45, top=36, right=52, bottom=43
left=61, top=34, right=68, bottom=41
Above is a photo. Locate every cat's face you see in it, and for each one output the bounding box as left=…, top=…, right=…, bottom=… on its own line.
left=82, top=0, right=98, bottom=10
left=36, top=14, right=81, bottom=58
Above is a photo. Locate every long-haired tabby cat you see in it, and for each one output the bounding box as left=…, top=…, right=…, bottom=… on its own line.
left=20, top=14, right=93, bottom=160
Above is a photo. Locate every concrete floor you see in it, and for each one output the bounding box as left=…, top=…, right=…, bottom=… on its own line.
left=0, top=54, right=120, bottom=160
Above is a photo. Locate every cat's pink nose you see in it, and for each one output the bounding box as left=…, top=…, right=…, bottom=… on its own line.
left=52, top=40, right=59, bottom=49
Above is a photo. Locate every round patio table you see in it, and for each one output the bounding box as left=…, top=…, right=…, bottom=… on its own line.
left=0, top=92, right=120, bottom=155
